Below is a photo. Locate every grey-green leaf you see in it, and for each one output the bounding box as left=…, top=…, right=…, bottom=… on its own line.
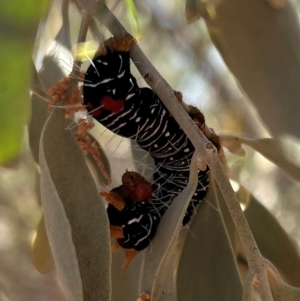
left=39, top=106, right=111, bottom=301
left=177, top=181, right=243, bottom=301
left=186, top=0, right=300, bottom=139
left=244, top=195, right=300, bottom=286
left=140, top=154, right=199, bottom=301
left=221, top=136, right=300, bottom=184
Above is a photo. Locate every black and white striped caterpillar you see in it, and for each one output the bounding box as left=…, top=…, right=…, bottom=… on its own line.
left=83, top=37, right=209, bottom=253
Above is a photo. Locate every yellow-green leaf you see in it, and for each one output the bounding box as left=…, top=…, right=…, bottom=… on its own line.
left=0, top=0, right=49, bottom=164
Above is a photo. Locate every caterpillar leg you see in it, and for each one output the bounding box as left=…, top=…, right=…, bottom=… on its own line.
left=111, top=242, right=139, bottom=270
left=111, top=241, right=122, bottom=252
left=100, top=191, right=125, bottom=211
left=110, top=225, right=124, bottom=238
left=137, top=291, right=151, bottom=301
left=122, top=248, right=140, bottom=270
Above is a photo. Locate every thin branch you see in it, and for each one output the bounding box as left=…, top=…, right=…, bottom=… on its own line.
left=71, top=10, right=91, bottom=76
left=242, top=269, right=256, bottom=301
left=96, top=4, right=273, bottom=299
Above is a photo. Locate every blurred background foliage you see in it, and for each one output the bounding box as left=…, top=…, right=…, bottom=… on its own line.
left=0, top=0, right=49, bottom=165
left=1, top=0, right=300, bottom=300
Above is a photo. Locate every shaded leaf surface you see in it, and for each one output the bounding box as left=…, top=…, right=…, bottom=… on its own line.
left=187, top=0, right=300, bottom=139
left=177, top=181, right=243, bottom=301
left=140, top=155, right=199, bottom=301
left=221, top=136, right=300, bottom=184
left=111, top=251, right=142, bottom=301
left=244, top=196, right=300, bottom=287
left=40, top=107, right=111, bottom=301
left=29, top=53, right=66, bottom=163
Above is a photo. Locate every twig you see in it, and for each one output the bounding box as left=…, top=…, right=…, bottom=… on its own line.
left=96, top=4, right=273, bottom=299
left=71, top=10, right=91, bottom=76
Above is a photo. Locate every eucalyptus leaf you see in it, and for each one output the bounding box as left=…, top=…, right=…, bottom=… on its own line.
left=177, top=180, right=243, bottom=301
left=186, top=0, right=300, bottom=139
left=40, top=106, right=111, bottom=301
left=244, top=195, right=300, bottom=286
left=29, top=49, right=66, bottom=163
left=140, top=154, right=199, bottom=301
left=267, top=263, right=300, bottom=301
left=34, top=0, right=65, bottom=62
left=221, top=136, right=300, bottom=184
left=111, top=251, right=142, bottom=301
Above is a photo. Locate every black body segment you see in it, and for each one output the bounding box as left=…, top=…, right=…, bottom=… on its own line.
left=83, top=49, right=209, bottom=251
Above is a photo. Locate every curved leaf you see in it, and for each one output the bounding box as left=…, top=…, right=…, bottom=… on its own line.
left=139, top=154, right=199, bottom=300
left=111, top=251, right=142, bottom=301
left=186, top=0, right=300, bottom=139
left=40, top=106, right=111, bottom=301
left=177, top=180, right=243, bottom=301
left=244, top=195, right=300, bottom=286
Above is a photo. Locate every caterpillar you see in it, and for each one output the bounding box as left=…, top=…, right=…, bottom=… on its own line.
left=83, top=36, right=210, bottom=263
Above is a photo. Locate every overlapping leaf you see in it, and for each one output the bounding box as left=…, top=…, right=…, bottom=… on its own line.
left=186, top=0, right=300, bottom=139
left=177, top=180, right=243, bottom=301
left=39, top=107, right=111, bottom=301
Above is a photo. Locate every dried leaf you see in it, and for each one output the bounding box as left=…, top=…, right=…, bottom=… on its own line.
left=242, top=269, right=256, bottom=301
left=33, top=0, right=66, bottom=60
left=40, top=106, right=111, bottom=301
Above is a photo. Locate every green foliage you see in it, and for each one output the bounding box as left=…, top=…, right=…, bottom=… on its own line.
left=124, top=0, right=141, bottom=39
left=0, top=0, right=48, bottom=164
left=0, top=1, right=48, bottom=23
